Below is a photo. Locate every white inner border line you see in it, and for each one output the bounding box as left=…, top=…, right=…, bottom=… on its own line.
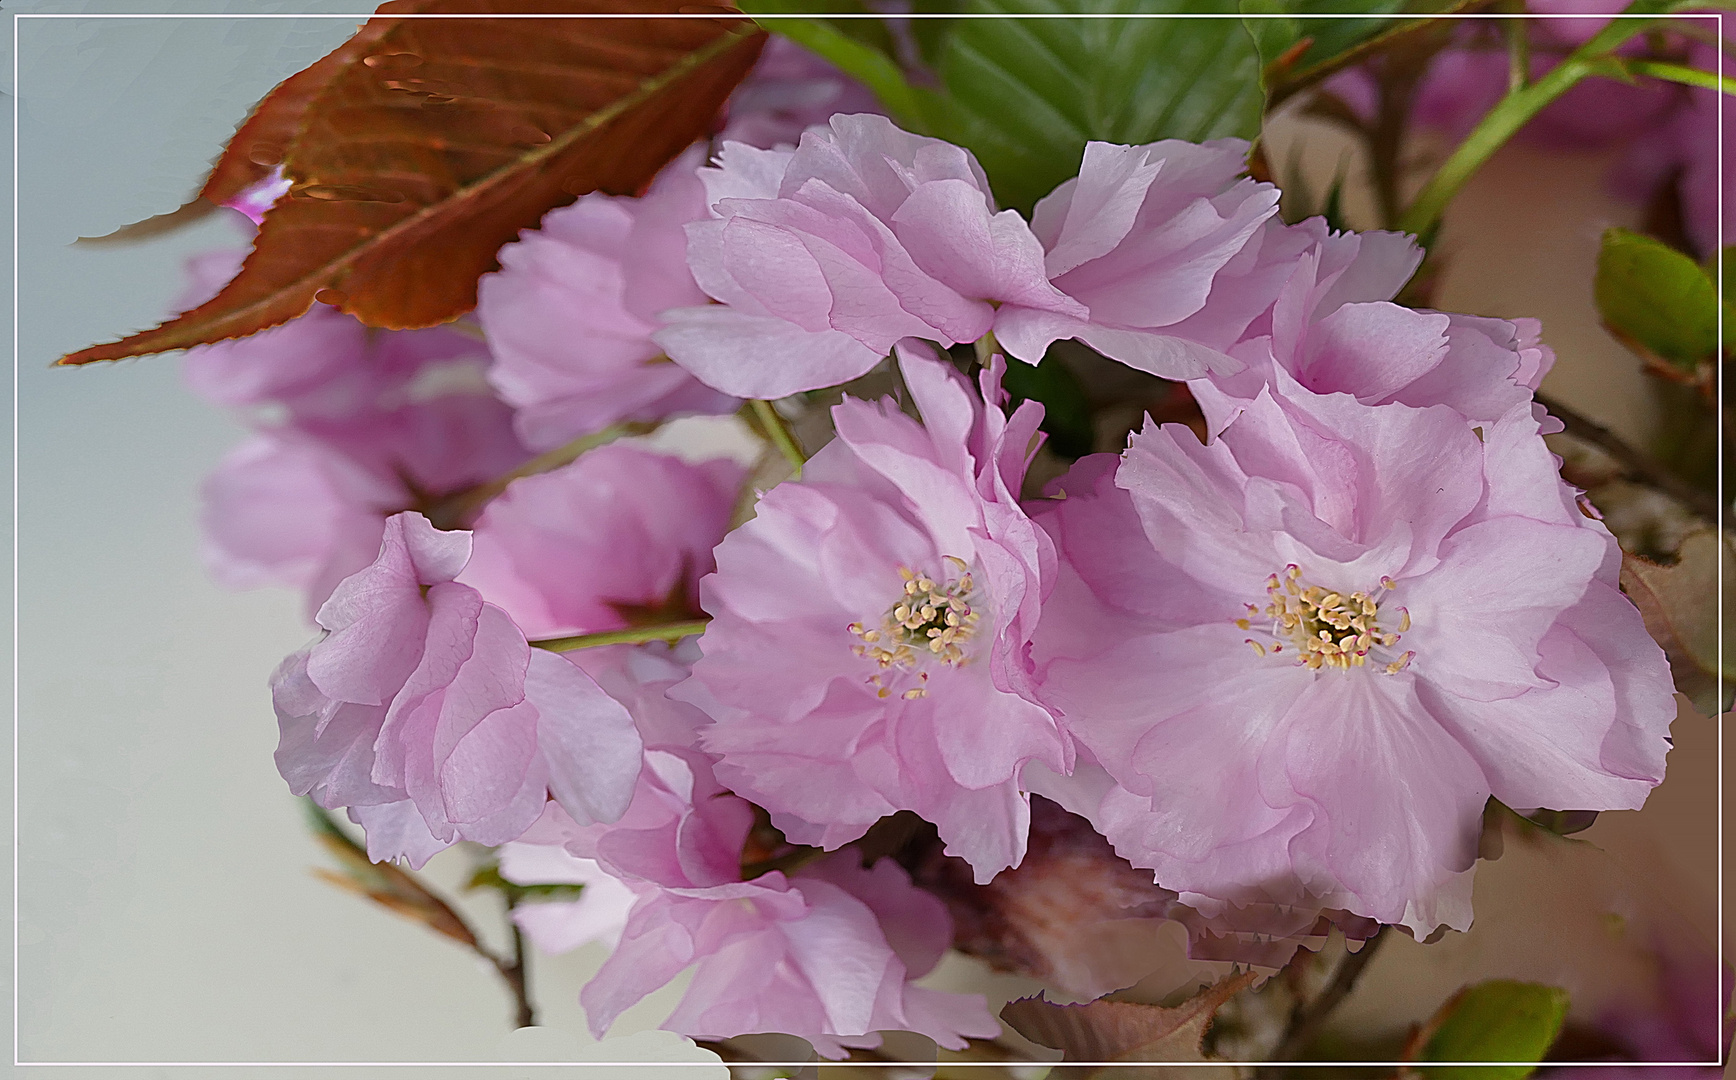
left=6, top=6, right=1729, bottom=1076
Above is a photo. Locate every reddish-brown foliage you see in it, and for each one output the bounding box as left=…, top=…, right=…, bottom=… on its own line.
left=60, top=0, right=765, bottom=365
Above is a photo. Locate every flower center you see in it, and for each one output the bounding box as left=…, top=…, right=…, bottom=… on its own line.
left=1237, top=564, right=1413, bottom=674
left=849, top=558, right=981, bottom=699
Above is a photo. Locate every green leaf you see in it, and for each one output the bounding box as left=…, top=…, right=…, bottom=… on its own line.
left=1595, top=227, right=1720, bottom=370
left=747, top=1, right=1267, bottom=212
left=738, top=2, right=943, bottom=127
left=931, top=0, right=1265, bottom=211
left=1000, top=352, right=1096, bottom=459
left=1240, top=0, right=1408, bottom=78
left=1418, top=980, right=1569, bottom=1080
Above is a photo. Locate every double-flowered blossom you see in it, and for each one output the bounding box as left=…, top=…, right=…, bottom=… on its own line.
left=1203, top=250, right=1554, bottom=430
left=476, top=148, right=738, bottom=451
left=513, top=735, right=999, bottom=1057
left=181, top=245, right=531, bottom=617
left=201, top=390, right=529, bottom=618
left=655, top=115, right=1087, bottom=398
left=994, top=138, right=1284, bottom=377
left=1035, top=370, right=1674, bottom=933
left=676, top=343, right=1069, bottom=881
left=272, top=512, right=643, bottom=867
left=458, top=444, right=744, bottom=639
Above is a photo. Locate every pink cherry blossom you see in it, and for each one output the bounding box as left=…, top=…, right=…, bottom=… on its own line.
left=514, top=746, right=998, bottom=1057
left=200, top=430, right=404, bottom=619
left=476, top=148, right=738, bottom=451
left=497, top=839, right=640, bottom=955
left=1033, top=371, right=1673, bottom=933
left=992, top=137, right=1283, bottom=377
left=655, top=115, right=1085, bottom=398
left=272, top=512, right=643, bottom=866
left=200, top=391, right=530, bottom=618
left=457, top=444, right=743, bottom=640
left=1206, top=298, right=1554, bottom=429
left=179, top=246, right=490, bottom=422
left=674, top=343, right=1069, bottom=882
left=720, top=36, right=884, bottom=150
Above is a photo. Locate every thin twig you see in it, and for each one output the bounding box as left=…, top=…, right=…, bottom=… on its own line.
left=419, top=421, right=655, bottom=529
left=1537, top=391, right=1729, bottom=529
left=1260, top=928, right=1389, bottom=1075
left=499, top=898, right=536, bottom=1030
left=304, top=801, right=537, bottom=1029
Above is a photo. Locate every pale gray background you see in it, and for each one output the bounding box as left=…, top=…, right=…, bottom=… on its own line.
left=11, top=3, right=735, bottom=1073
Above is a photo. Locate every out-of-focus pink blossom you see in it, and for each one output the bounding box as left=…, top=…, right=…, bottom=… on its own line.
left=515, top=746, right=999, bottom=1057
left=1610, top=38, right=1731, bottom=257
left=477, top=148, right=738, bottom=451
left=200, top=430, right=405, bottom=618
left=721, top=37, right=884, bottom=150
left=1331, top=8, right=1727, bottom=255
left=655, top=115, right=1085, bottom=398
left=994, top=138, right=1283, bottom=377
left=201, top=390, right=531, bottom=618
left=1034, top=372, right=1673, bottom=933
left=178, top=247, right=491, bottom=422
left=458, top=445, right=743, bottom=640
left=272, top=512, right=643, bottom=866
left=675, top=343, right=1069, bottom=882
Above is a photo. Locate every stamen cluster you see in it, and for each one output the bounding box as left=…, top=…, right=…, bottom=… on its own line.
left=1238, top=565, right=1412, bottom=673
left=851, top=559, right=981, bottom=682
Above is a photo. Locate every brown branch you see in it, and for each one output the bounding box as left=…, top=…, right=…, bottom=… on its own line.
left=1536, top=391, right=1730, bottom=530
left=499, top=898, right=536, bottom=1030
left=304, top=801, right=537, bottom=1029
left=1258, top=927, right=1390, bottom=1076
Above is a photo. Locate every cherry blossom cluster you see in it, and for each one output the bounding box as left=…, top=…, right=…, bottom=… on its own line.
left=190, top=57, right=1677, bottom=1055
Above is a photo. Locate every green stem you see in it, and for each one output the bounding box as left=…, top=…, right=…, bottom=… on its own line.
left=1505, top=13, right=1530, bottom=93
left=750, top=399, right=806, bottom=477
left=419, top=421, right=653, bottom=529
left=530, top=619, right=710, bottom=652
left=1397, top=8, right=1673, bottom=238
left=1624, top=58, right=1733, bottom=94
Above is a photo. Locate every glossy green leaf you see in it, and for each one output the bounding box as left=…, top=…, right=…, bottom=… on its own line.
left=746, top=0, right=1265, bottom=213
left=1418, top=980, right=1569, bottom=1080
left=933, top=0, right=1264, bottom=210
left=1711, top=245, right=1735, bottom=351
left=1595, top=227, right=1719, bottom=370
left=737, top=1, right=944, bottom=125
left=1239, top=0, right=1408, bottom=80
left=1000, top=352, right=1096, bottom=459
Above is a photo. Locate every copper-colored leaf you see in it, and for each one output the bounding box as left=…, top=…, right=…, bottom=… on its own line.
left=1001, top=971, right=1256, bottom=1078
left=60, top=0, right=765, bottom=365
left=199, top=16, right=404, bottom=207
